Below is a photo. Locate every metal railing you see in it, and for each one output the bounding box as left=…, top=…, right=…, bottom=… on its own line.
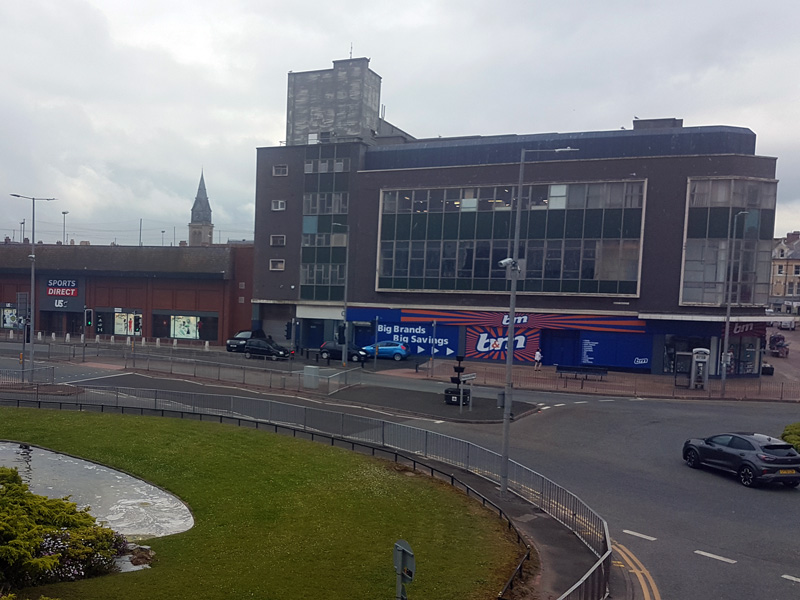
left=0, top=383, right=610, bottom=600
left=429, top=360, right=800, bottom=402
left=0, top=367, right=55, bottom=385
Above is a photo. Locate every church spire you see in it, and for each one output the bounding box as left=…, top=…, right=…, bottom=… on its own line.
left=191, top=170, right=212, bottom=224
left=188, top=170, right=214, bottom=246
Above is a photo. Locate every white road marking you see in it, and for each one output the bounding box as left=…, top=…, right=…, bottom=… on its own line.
left=555, top=403, right=565, bottom=407
left=574, top=400, right=588, bottom=404
left=541, top=406, right=551, bottom=410
left=67, top=371, right=131, bottom=383
left=694, top=550, right=736, bottom=564
left=598, top=399, right=615, bottom=402
left=623, top=530, right=657, bottom=541
left=537, top=402, right=547, bottom=406
left=781, top=574, right=800, bottom=583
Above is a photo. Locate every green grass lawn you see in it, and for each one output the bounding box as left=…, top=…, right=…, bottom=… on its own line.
left=0, top=407, right=524, bottom=600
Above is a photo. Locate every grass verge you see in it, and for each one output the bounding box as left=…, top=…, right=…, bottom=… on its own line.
left=0, top=407, right=523, bottom=600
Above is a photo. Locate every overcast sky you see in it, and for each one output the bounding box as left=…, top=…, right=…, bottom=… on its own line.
left=2, top=0, right=800, bottom=247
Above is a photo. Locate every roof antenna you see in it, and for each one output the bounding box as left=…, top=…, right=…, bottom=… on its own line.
left=349, top=42, right=353, bottom=59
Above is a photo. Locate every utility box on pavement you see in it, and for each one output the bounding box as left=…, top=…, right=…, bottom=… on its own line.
left=444, top=387, right=470, bottom=405
left=303, top=365, right=319, bottom=389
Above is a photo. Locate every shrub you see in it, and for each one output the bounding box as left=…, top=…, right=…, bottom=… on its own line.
left=0, top=467, right=126, bottom=595
left=782, top=422, right=800, bottom=451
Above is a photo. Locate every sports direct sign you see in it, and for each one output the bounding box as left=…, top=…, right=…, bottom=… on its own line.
left=46, top=279, right=79, bottom=296
left=41, top=278, right=84, bottom=311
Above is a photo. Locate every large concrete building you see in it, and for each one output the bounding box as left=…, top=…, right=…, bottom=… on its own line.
left=253, top=58, right=777, bottom=378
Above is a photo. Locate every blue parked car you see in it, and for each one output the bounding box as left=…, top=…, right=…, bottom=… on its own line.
left=362, top=341, right=410, bottom=361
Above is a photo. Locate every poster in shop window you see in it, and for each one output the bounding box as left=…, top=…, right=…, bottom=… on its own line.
left=171, top=316, right=199, bottom=339
left=2, top=308, right=17, bottom=329
left=114, top=313, right=134, bottom=336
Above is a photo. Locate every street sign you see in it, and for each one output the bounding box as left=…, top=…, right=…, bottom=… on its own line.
left=394, top=539, right=415, bottom=599
left=460, top=372, right=477, bottom=382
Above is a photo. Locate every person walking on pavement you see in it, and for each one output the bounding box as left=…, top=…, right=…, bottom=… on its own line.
left=534, top=348, right=542, bottom=371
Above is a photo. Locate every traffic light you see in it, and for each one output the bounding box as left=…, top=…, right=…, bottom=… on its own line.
left=84, top=308, right=93, bottom=327
left=284, top=320, right=292, bottom=340
left=133, top=315, right=142, bottom=334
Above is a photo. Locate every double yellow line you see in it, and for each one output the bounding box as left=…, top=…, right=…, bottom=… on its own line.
left=613, top=543, right=661, bottom=600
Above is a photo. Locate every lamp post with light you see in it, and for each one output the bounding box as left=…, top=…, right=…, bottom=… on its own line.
left=332, top=222, right=350, bottom=367
left=720, top=210, right=748, bottom=398
left=10, top=194, right=56, bottom=382
left=499, top=147, right=577, bottom=496
left=62, top=210, right=69, bottom=244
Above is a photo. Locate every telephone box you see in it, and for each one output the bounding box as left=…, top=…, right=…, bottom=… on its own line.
left=691, top=348, right=710, bottom=390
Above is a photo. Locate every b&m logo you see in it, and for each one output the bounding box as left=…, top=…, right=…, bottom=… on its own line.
left=466, top=326, right=539, bottom=362
left=633, top=357, right=649, bottom=365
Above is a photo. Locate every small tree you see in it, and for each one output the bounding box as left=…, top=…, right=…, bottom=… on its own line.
left=0, top=467, right=126, bottom=594
left=782, top=422, right=800, bottom=452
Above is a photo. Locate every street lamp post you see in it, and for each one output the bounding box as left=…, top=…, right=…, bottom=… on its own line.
left=720, top=210, right=748, bottom=398
left=10, top=194, right=56, bottom=382
left=500, top=147, right=577, bottom=496
left=333, top=222, right=349, bottom=367
left=62, top=210, right=69, bottom=244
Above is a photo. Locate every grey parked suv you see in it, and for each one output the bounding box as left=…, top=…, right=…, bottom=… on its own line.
left=683, top=432, right=800, bottom=488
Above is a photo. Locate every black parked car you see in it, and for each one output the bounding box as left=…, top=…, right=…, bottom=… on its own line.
left=319, top=341, right=369, bottom=362
left=243, top=338, right=291, bottom=360
left=226, top=329, right=266, bottom=352
left=683, top=432, right=800, bottom=488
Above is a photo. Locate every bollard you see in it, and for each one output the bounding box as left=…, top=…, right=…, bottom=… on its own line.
left=51, top=332, right=56, bottom=341
left=65, top=333, right=71, bottom=343
left=110, top=335, right=115, bottom=344
left=156, top=338, right=161, bottom=347
left=173, top=339, right=178, bottom=348
left=204, top=341, right=209, bottom=351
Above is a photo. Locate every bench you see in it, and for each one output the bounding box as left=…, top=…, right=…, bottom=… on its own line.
left=555, top=365, right=608, bottom=381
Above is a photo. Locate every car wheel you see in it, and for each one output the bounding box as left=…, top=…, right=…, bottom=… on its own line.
left=320, top=350, right=331, bottom=360
left=271, top=355, right=278, bottom=361
left=685, top=448, right=700, bottom=469
left=738, top=465, right=758, bottom=487
left=783, top=481, right=799, bottom=488
left=392, top=353, right=403, bottom=361
left=244, top=352, right=253, bottom=359
left=351, top=353, right=361, bottom=362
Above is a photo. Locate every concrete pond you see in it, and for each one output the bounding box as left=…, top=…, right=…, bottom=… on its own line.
left=0, top=441, right=194, bottom=540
